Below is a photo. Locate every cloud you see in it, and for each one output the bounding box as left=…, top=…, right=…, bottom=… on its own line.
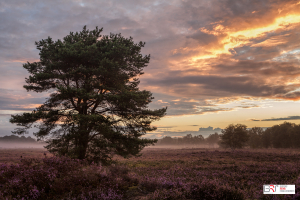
left=148, top=93, right=237, bottom=116
left=156, top=126, right=177, bottom=128
left=250, top=116, right=300, bottom=121
left=144, top=71, right=298, bottom=99
left=237, top=104, right=260, bottom=109
left=0, top=88, right=46, bottom=112
left=275, top=91, right=300, bottom=101
left=198, top=126, right=222, bottom=131
left=1, top=0, right=300, bottom=118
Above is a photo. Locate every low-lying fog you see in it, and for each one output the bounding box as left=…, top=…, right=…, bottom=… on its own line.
left=0, top=142, right=46, bottom=149
left=148, top=144, right=219, bottom=149
left=0, top=143, right=219, bottom=149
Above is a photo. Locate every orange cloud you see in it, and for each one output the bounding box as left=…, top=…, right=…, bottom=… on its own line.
left=8, top=59, right=40, bottom=63
left=10, top=104, right=42, bottom=110
left=190, top=13, right=300, bottom=61
left=251, top=34, right=289, bottom=47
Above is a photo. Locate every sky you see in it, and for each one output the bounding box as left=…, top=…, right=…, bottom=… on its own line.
left=1, top=0, right=300, bottom=139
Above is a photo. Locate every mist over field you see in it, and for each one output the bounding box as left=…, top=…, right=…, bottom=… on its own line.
left=148, top=144, right=219, bottom=149
left=0, top=142, right=45, bottom=149
left=0, top=135, right=46, bottom=149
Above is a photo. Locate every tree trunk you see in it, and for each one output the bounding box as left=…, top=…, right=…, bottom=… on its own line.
left=77, top=122, right=90, bottom=160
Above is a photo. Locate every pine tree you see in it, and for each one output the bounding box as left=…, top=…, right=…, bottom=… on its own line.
left=10, top=26, right=167, bottom=164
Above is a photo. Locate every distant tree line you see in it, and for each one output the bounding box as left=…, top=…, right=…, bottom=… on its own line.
left=0, top=135, right=36, bottom=143
left=220, top=122, right=300, bottom=150
left=157, top=133, right=220, bottom=147
left=157, top=121, right=300, bottom=149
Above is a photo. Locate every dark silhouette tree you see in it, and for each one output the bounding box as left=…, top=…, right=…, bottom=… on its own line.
left=161, top=136, right=174, bottom=145
left=10, top=26, right=167, bottom=164
left=247, top=127, right=263, bottom=149
left=268, top=122, right=294, bottom=148
left=292, top=124, right=300, bottom=148
left=261, top=128, right=272, bottom=148
left=194, top=135, right=205, bottom=145
left=183, top=134, right=193, bottom=145
left=156, top=134, right=205, bottom=146
left=206, top=132, right=220, bottom=148
left=220, top=124, right=249, bottom=150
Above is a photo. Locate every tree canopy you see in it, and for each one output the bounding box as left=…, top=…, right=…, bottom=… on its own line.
left=220, top=124, right=249, bottom=150
left=10, top=26, right=167, bottom=164
left=206, top=132, right=220, bottom=147
left=247, top=127, right=263, bottom=149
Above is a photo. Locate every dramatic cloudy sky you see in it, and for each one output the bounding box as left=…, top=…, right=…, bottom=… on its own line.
left=1, top=0, right=300, bottom=138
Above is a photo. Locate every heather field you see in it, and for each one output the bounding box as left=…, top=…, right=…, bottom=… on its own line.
left=1, top=148, right=300, bottom=199
left=0, top=148, right=50, bottom=165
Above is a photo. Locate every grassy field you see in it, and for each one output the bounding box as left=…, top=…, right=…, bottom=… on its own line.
left=1, top=147, right=300, bottom=199
left=0, top=148, right=50, bottom=164
left=116, top=148, right=300, bottom=199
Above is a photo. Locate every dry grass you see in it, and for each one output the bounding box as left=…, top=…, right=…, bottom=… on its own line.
left=0, top=148, right=51, bottom=164
left=115, top=147, right=300, bottom=162
left=2, top=147, right=300, bottom=164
